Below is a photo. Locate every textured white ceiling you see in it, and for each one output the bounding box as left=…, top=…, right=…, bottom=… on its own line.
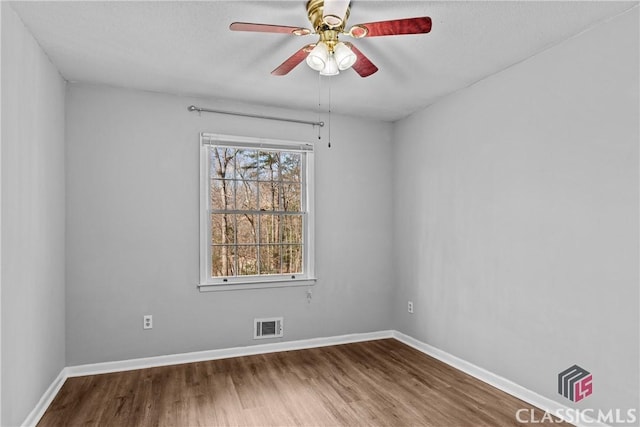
left=9, top=1, right=637, bottom=121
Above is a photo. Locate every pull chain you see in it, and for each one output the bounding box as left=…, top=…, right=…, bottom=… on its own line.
left=317, top=73, right=322, bottom=141
left=316, top=74, right=332, bottom=148
left=327, top=78, right=332, bottom=148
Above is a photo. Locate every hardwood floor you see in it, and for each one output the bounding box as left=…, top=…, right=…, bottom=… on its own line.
left=38, top=339, right=568, bottom=426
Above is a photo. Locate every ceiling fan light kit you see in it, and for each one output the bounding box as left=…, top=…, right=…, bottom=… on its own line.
left=230, top=0, right=432, bottom=78
left=306, top=41, right=356, bottom=74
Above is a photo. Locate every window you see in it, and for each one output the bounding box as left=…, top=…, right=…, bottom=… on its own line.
left=199, top=133, right=315, bottom=290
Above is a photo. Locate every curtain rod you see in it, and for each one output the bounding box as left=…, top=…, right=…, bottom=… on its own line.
left=187, top=105, right=324, bottom=127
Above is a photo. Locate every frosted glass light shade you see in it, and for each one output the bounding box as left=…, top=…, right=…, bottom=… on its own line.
left=306, top=42, right=329, bottom=71
left=320, top=55, right=339, bottom=76
left=334, top=42, right=357, bottom=70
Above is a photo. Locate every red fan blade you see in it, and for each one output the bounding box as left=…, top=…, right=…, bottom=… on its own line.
left=345, top=43, right=378, bottom=78
left=271, top=45, right=314, bottom=76
left=350, top=17, right=432, bottom=38
left=230, top=22, right=312, bottom=36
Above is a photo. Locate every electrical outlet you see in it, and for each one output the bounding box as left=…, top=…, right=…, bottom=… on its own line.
left=143, top=315, right=153, bottom=329
left=408, top=301, right=414, bottom=314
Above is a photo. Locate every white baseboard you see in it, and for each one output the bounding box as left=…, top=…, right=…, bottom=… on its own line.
left=21, top=368, right=68, bottom=427
left=392, top=331, right=608, bottom=427
left=65, top=330, right=395, bottom=377
left=24, top=330, right=608, bottom=427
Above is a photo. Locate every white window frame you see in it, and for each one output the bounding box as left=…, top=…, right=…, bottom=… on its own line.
left=199, top=133, right=316, bottom=291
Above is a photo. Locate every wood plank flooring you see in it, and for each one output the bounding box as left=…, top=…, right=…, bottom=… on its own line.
left=38, top=339, right=568, bottom=426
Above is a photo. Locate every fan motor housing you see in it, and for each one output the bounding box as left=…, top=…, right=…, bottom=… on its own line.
left=307, top=0, right=350, bottom=50
left=306, top=0, right=350, bottom=32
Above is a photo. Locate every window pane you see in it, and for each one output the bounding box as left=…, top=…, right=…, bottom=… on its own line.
left=235, top=149, right=259, bottom=180
left=211, top=214, right=235, bottom=245
left=282, top=215, right=303, bottom=244
left=237, top=245, right=258, bottom=276
left=235, top=179, right=258, bottom=211
left=259, top=181, right=281, bottom=211
left=280, top=152, right=301, bottom=182
left=259, top=214, right=281, bottom=244
left=281, top=245, right=303, bottom=274
left=259, top=245, right=281, bottom=275
left=237, top=214, right=257, bottom=245
left=210, top=179, right=235, bottom=210
left=258, top=151, right=280, bottom=181
left=282, top=182, right=301, bottom=212
left=212, top=245, right=236, bottom=277
left=210, top=147, right=236, bottom=179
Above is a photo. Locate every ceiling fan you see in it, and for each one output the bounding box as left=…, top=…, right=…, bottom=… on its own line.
left=230, top=0, right=432, bottom=78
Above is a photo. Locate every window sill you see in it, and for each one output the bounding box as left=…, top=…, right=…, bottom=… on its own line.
left=198, top=278, right=317, bottom=292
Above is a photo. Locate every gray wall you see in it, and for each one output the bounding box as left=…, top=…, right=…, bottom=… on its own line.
left=65, top=83, right=394, bottom=365
left=1, top=4, right=67, bottom=426
left=392, top=7, right=638, bottom=418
